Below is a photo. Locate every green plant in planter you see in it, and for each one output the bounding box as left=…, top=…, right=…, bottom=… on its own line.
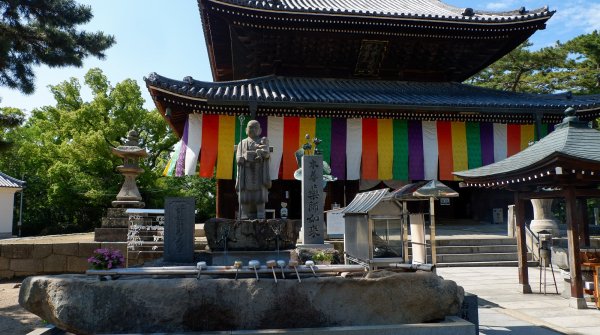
left=312, top=251, right=334, bottom=264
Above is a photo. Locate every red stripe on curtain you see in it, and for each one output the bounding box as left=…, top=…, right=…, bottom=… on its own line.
left=362, top=118, right=378, bottom=180
left=437, top=121, right=453, bottom=181
left=199, top=114, right=219, bottom=177
left=506, top=124, right=521, bottom=157
left=282, top=117, right=300, bottom=180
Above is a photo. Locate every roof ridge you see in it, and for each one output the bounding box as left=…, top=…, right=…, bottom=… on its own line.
left=208, top=0, right=554, bottom=23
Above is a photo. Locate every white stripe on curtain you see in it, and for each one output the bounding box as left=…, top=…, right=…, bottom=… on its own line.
left=268, top=116, right=284, bottom=180
left=422, top=121, right=438, bottom=180
left=493, top=123, right=507, bottom=163
left=346, top=118, right=362, bottom=180
left=184, top=114, right=203, bottom=175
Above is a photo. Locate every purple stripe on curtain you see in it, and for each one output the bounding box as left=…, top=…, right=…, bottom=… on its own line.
left=480, top=122, right=495, bottom=166
left=548, top=123, right=555, bottom=133
left=408, top=120, right=424, bottom=180
left=331, top=118, right=346, bottom=180
left=257, top=116, right=268, bottom=138
left=175, top=119, right=189, bottom=176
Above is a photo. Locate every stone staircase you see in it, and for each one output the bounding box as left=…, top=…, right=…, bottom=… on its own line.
left=433, top=237, right=537, bottom=267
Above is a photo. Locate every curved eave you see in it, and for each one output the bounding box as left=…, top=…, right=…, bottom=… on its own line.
left=204, top=0, right=554, bottom=25
left=145, top=73, right=600, bottom=113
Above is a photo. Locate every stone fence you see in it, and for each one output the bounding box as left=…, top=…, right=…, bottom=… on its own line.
left=0, top=242, right=157, bottom=280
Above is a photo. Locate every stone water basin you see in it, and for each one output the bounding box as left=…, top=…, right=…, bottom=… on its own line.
left=19, top=270, right=464, bottom=334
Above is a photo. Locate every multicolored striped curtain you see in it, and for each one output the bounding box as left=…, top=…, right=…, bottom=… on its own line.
left=163, top=114, right=553, bottom=181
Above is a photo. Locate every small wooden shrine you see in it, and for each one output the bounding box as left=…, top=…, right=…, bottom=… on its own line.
left=454, top=108, right=600, bottom=308
left=146, top=0, right=600, bottom=219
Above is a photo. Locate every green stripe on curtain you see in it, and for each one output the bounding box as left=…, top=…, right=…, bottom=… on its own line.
left=466, top=122, right=482, bottom=169
left=315, top=118, right=332, bottom=165
left=535, top=123, right=549, bottom=141
left=232, top=115, right=250, bottom=178
left=392, top=119, right=409, bottom=180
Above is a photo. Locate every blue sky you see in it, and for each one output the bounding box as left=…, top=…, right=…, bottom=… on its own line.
left=1, top=0, right=599, bottom=112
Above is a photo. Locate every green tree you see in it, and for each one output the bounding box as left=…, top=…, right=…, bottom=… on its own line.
left=467, top=41, right=571, bottom=94
left=0, top=0, right=115, bottom=94
left=0, top=68, right=181, bottom=235
left=563, top=31, right=600, bottom=94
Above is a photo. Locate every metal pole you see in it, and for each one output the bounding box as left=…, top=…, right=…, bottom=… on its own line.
left=18, top=175, right=24, bottom=237
left=429, top=197, right=437, bottom=270
left=402, top=201, right=409, bottom=263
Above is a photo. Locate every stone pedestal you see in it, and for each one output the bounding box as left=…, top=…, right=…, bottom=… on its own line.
left=94, top=208, right=130, bottom=242
left=204, top=218, right=301, bottom=251
left=530, top=199, right=560, bottom=236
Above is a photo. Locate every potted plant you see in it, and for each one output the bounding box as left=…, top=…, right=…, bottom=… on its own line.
left=312, top=251, right=334, bottom=265
left=87, top=248, right=125, bottom=270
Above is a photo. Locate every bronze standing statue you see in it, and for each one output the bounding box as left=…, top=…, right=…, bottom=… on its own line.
left=235, top=120, right=271, bottom=219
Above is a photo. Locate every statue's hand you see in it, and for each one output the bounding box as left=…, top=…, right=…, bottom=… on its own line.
left=237, top=156, right=245, bottom=164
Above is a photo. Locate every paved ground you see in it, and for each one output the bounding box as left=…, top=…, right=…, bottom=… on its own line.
left=438, top=266, right=600, bottom=335
left=0, top=279, right=44, bottom=335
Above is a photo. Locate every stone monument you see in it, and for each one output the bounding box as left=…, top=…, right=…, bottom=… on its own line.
left=164, top=197, right=195, bottom=263
left=235, top=120, right=271, bottom=220
left=95, top=130, right=148, bottom=242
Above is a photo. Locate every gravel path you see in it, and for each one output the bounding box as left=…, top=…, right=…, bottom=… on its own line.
left=0, top=279, right=44, bottom=335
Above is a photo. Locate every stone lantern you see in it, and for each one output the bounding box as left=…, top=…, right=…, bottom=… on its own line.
left=111, top=130, right=148, bottom=208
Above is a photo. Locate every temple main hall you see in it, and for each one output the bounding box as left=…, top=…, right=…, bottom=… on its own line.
left=146, top=0, right=600, bottom=221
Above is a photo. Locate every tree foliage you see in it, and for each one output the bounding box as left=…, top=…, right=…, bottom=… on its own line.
left=0, top=0, right=115, bottom=94
left=468, top=31, right=600, bottom=95
left=0, top=68, right=214, bottom=235
left=0, top=107, right=23, bottom=151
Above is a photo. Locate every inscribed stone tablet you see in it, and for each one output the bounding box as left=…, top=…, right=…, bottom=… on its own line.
left=301, top=155, right=324, bottom=244
left=164, top=197, right=195, bottom=263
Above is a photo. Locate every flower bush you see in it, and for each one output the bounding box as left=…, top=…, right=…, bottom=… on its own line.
left=87, top=248, right=125, bottom=270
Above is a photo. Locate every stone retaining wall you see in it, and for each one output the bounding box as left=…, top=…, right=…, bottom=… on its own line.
left=0, top=242, right=159, bottom=279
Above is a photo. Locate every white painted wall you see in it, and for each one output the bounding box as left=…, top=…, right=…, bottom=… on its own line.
left=0, top=188, right=20, bottom=235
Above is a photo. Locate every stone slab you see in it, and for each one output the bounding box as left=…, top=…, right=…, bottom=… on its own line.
left=52, top=243, right=78, bottom=256
left=32, top=244, right=53, bottom=259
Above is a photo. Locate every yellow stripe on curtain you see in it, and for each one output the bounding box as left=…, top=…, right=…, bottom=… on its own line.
left=377, top=119, right=393, bottom=180
left=520, top=124, right=535, bottom=150
left=298, top=117, right=316, bottom=152
left=451, top=122, right=468, bottom=180
left=215, top=115, right=236, bottom=179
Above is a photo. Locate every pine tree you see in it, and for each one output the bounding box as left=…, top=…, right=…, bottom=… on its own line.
left=0, top=0, right=115, bottom=94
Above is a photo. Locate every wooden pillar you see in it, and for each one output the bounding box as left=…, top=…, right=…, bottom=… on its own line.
left=514, top=192, right=531, bottom=293
left=578, top=198, right=590, bottom=247
left=565, top=187, right=586, bottom=309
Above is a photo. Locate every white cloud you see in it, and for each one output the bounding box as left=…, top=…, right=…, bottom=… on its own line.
left=485, top=1, right=518, bottom=10
left=551, top=1, right=600, bottom=35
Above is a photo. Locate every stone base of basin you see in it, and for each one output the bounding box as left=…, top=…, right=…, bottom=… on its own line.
left=19, top=271, right=464, bottom=335
left=204, top=218, right=301, bottom=251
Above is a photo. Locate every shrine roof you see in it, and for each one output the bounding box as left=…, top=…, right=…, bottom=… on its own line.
left=206, top=0, right=553, bottom=23
left=146, top=73, right=600, bottom=112
left=0, top=171, right=25, bottom=189
left=454, top=116, right=600, bottom=180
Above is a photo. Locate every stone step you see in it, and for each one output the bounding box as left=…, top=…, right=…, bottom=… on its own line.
left=436, top=252, right=520, bottom=263
left=435, top=244, right=517, bottom=254
left=436, top=260, right=539, bottom=268
left=435, top=237, right=516, bottom=247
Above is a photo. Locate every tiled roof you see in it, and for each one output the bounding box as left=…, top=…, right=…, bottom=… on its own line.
left=145, top=73, right=600, bottom=112
left=208, top=0, right=553, bottom=23
left=0, top=172, right=25, bottom=188
left=454, top=120, right=600, bottom=179
left=343, top=189, right=391, bottom=214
